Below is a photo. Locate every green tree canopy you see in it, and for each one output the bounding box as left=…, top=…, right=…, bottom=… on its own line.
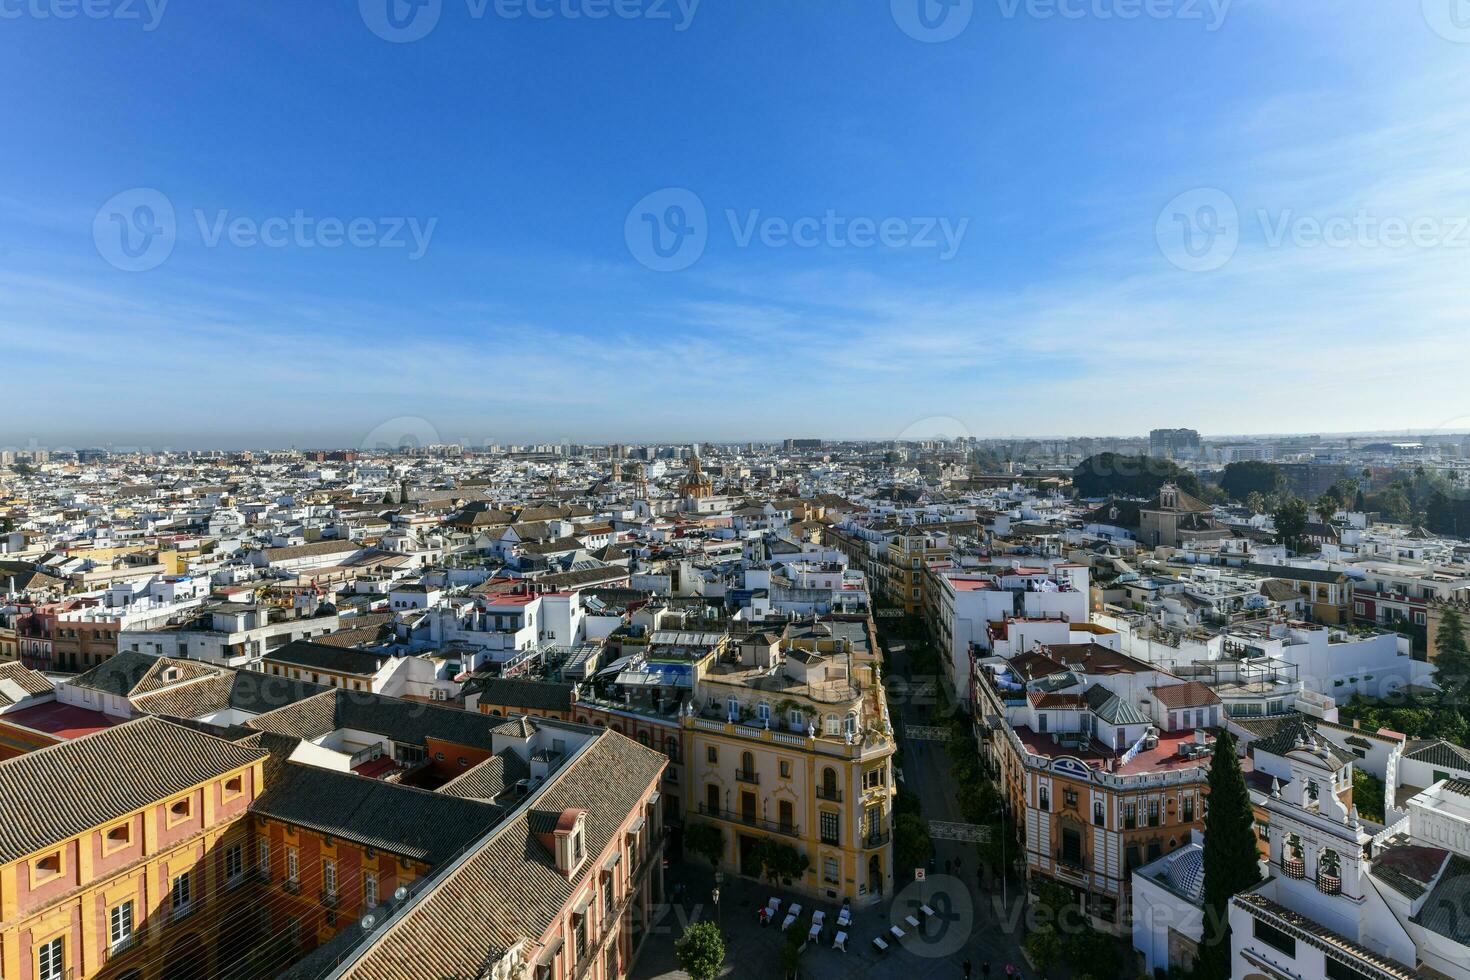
left=684, top=822, right=724, bottom=867
left=1072, top=453, right=1201, bottom=499
left=1219, top=460, right=1284, bottom=502
left=1273, top=497, right=1310, bottom=553
left=1198, top=729, right=1263, bottom=980
left=674, top=921, right=726, bottom=980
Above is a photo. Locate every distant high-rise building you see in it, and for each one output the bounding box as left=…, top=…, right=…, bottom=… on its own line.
left=1149, top=428, right=1201, bottom=459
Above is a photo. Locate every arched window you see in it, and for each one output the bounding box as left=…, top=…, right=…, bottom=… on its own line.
left=844, top=712, right=859, bottom=737
left=740, top=751, right=755, bottom=779
left=822, top=767, right=838, bottom=799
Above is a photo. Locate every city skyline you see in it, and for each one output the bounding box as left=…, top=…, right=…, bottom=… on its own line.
left=5, top=425, right=1470, bottom=454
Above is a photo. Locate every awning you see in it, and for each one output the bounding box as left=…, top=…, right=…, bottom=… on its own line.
left=602, top=850, right=623, bottom=872
left=535, top=935, right=564, bottom=965
left=626, top=815, right=646, bottom=834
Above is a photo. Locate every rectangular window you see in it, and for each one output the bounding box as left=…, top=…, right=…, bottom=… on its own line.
left=1124, top=803, right=1137, bottom=830
left=1093, top=800, right=1105, bottom=826
left=323, top=859, right=337, bottom=899
left=37, top=937, right=64, bottom=980
left=1325, top=957, right=1377, bottom=980
left=1147, top=800, right=1160, bottom=827
left=1038, top=786, right=1049, bottom=811
left=257, top=838, right=271, bottom=877
left=226, top=843, right=244, bottom=881
left=780, top=760, right=792, bottom=779
left=820, top=810, right=840, bottom=846
left=110, top=900, right=134, bottom=952
left=171, top=871, right=192, bottom=916
left=105, top=822, right=132, bottom=851
left=707, top=746, right=718, bottom=764
left=1182, top=797, right=1195, bottom=822
left=823, top=856, right=840, bottom=884
left=1252, top=917, right=1296, bottom=956
left=1063, top=788, right=1078, bottom=808
left=363, top=871, right=378, bottom=908
left=287, top=847, right=299, bottom=884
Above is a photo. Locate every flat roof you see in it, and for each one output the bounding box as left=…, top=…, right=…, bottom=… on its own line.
left=0, top=701, right=123, bottom=740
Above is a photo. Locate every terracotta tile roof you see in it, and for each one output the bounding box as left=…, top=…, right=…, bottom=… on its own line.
left=0, top=662, right=54, bottom=705
left=1149, top=680, right=1222, bottom=709
left=252, top=762, right=501, bottom=865
left=437, top=749, right=529, bottom=802
left=262, top=639, right=389, bottom=676
left=0, top=716, right=266, bottom=864
left=336, top=730, right=666, bottom=980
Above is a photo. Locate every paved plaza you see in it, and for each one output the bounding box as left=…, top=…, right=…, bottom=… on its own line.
left=631, top=625, right=1047, bottom=980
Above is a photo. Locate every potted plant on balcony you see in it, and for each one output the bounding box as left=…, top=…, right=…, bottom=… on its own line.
left=1318, top=850, right=1341, bottom=894
left=1283, top=837, right=1305, bottom=879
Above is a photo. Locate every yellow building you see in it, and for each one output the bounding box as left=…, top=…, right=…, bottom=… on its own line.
left=887, top=525, right=953, bottom=615
left=682, top=619, right=897, bottom=905
left=0, top=716, right=266, bottom=980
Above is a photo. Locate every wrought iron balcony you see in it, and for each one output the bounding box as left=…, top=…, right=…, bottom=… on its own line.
left=696, top=803, right=800, bottom=839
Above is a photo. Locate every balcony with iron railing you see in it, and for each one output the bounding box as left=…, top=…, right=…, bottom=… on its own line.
left=735, top=769, right=759, bottom=785
left=1055, top=849, right=1088, bottom=878
left=816, top=785, right=843, bottom=802
left=696, top=803, right=801, bottom=839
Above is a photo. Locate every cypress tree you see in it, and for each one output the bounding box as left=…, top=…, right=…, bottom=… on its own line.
left=1198, top=728, right=1262, bottom=980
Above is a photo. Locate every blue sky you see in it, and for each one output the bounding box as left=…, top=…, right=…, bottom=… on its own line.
left=2, top=0, right=1469, bottom=449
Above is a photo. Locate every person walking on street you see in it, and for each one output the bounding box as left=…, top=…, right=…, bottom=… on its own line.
left=980, top=962, right=991, bottom=979
left=963, top=959, right=972, bottom=979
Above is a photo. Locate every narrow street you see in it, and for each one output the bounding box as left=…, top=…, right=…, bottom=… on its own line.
left=877, top=620, right=1035, bottom=976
